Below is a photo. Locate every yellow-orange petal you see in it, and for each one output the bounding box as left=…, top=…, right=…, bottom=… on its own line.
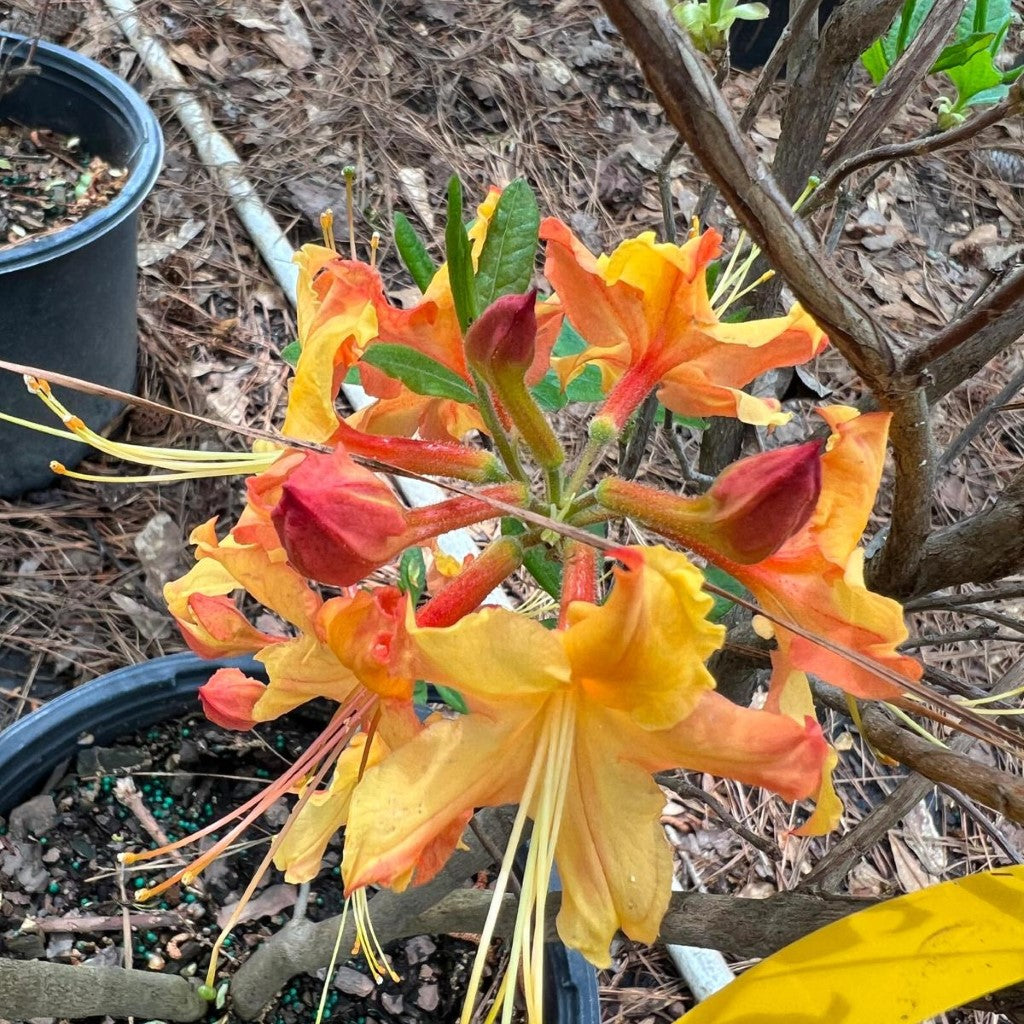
left=563, top=545, right=723, bottom=729
left=273, top=733, right=387, bottom=883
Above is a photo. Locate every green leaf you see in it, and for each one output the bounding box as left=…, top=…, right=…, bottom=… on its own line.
left=523, top=543, right=563, bottom=600
left=361, top=344, right=477, bottom=404
left=675, top=865, right=1024, bottom=1024
left=394, top=212, right=437, bottom=293
left=956, top=0, right=1011, bottom=39
left=530, top=370, right=568, bottom=413
left=412, top=680, right=428, bottom=705
left=444, top=176, right=477, bottom=332
left=434, top=684, right=469, bottom=714
left=474, top=179, right=540, bottom=309
left=861, top=0, right=935, bottom=82
left=280, top=340, right=301, bottom=368
left=930, top=32, right=996, bottom=73
left=702, top=564, right=746, bottom=622
left=564, top=365, right=606, bottom=404
left=398, top=547, right=428, bottom=603
left=545, top=320, right=607, bottom=405
left=861, top=39, right=890, bottom=84
left=344, top=365, right=361, bottom=385
left=704, top=260, right=722, bottom=296
left=553, top=319, right=587, bottom=356
left=945, top=45, right=1006, bottom=105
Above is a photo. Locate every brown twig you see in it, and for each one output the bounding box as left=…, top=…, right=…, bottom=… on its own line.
left=597, top=0, right=899, bottom=395
left=738, top=0, right=824, bottom=135
left=31, top=912, right=184, bottom=933
left=815, top=78, right=1024, bottom=218
left=912, top=469, right=1024, bottom=596
left=819, top=0, right=967, bottom=170
left=816, top=684, right=1024, bottom=824
left=904, top=262, right=1024, bottom=377
left=868, top=389, right=935, bottom=596
left=938, top=361, right=1024, bottom=471
left=657, top=774, right=782, bottom=861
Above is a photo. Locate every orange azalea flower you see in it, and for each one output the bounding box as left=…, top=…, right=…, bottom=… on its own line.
left=342, top=545, right=829, bottom=1023
left=283, top=248, right=380, bottom=444
left=540, top=219, right=827, bottom=433
left=598, top=408, right=922, bottom=705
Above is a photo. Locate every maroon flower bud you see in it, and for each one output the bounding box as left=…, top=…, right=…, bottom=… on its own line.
left=464, top=291, right=538, bottom=378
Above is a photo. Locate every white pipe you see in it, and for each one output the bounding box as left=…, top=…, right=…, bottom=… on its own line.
left=103, top=0, right=506, bottom=600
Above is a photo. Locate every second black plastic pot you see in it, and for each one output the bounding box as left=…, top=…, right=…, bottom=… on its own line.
left=0, top=652, right=601, bottom=1023
left=0, top=32, right=163, bottom=497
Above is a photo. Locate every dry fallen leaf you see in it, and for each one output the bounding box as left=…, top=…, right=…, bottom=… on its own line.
left=216, top=883, right=297, bottom=928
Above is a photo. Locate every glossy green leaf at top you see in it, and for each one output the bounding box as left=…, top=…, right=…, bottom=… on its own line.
left=444, top=176, right=477, bottom=332
left=930, top=32, right=996, bottom=73
left=474, top=179, right=540, bottom=309
left=861, top=39, right=890, bottom=84
left=677, top=865, right=1024, bottom=1024
left=957, top=0, right=1011, bottom=38
left=394, top=212, right=437, bottom=293
left=360, top=344, right=477, bottom=405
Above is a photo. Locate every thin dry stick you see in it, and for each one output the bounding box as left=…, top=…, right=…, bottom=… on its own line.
left=941, top=362, right=1024, bottom=471
left=657, top=774, right=781, bottom=861
left=813, top=78, right=1024, bottom=216
left=737, top=0, right=824, bottom=134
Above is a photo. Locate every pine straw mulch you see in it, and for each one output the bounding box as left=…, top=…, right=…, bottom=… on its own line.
left=0, top=1, right=1022, bottom=1021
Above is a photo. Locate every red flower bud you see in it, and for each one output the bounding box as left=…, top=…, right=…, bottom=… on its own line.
left=598, top=441, right=823, bottom=565
left=465, top=291, right=537, bottom=378
left=699, top=441, right=823, bottom=562
left=272, top=447, right=409, bottom=587
left=198, top=668, right=267, bottom=730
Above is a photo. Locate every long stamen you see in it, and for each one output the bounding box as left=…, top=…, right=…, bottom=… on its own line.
left=343, top=166, right=357, bottom=260
left=128, top=698, right=372, bottom=901
left=526, top=694, right=574, bottom=1021
left=314, top=898, right=351, bottom=1024
left=460, top=726, right=550, bottom=1024
left=22, top=376, right=282, bottom=481
left=204, top=723, right=363, bottom=987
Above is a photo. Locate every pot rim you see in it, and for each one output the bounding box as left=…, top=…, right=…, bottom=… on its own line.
left=0, top=31, right=164, bottom=273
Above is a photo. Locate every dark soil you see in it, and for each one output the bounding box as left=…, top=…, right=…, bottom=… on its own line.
left=0, top=702, right=487, bottom=1024
left=0, top=121, right=126, bottom=249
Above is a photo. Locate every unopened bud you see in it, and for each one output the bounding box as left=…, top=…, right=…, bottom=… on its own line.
left=597, top=441, right=823, bottom=565
left=464, top=291, right=537, bottom=378
left=198, top=668, right=267, bottom=731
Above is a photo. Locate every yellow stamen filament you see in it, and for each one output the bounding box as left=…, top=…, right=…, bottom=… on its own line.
left=884, top=703, right=948, bottom=747
left=352, top=888, right=400, bottom=984
left=320, top=209, right=336, bottom=252
left=687, top=215, right=700, bottom=240
left=709, top=178, right=817, bottom=315
left=315, top=899, right=352, bottom=1024
left=955, top=683, right=1024, bottom=707
left=461, top=691, right=576, bottom=1024
left=17, top=377, right=282, bottom=482
left=203, top=706, right=375, bottom=989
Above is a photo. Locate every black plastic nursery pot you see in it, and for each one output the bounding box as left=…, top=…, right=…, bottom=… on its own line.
left=0, top=652, right=601, bottom=1023
left=0, top=32, right=163, bottom=497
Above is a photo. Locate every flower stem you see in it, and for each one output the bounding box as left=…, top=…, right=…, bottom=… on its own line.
left=471, top=369, right=527, bottom=482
